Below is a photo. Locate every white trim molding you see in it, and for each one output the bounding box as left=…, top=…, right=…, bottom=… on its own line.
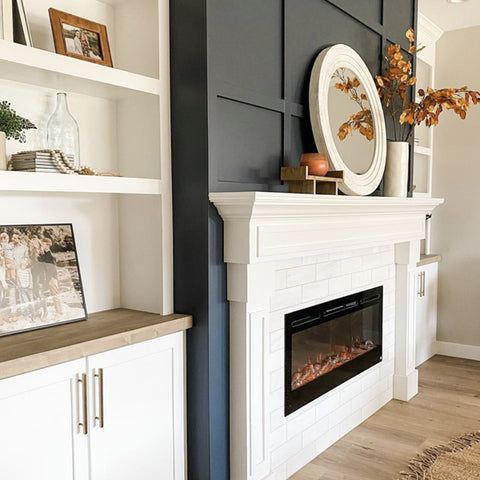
left=436, top=341, right=480, bottom=362
left=418, top=14, right=443, bottom=66
left=210, top=192, right=444, bottom=480
left=418, top=13, right=443, bottom=44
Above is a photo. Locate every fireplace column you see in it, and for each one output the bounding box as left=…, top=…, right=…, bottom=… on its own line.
left=228, top=262, right=274, bottom=480
left=393, top=240, right=421, bottom=401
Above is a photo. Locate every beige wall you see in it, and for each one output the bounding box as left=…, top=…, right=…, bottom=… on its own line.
left=432, top=26, right=480, bottom=346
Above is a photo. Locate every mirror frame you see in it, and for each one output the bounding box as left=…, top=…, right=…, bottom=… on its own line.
left=309, top=44, right=386, bottom=196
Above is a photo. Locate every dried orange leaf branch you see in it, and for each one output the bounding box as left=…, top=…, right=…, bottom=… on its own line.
left=334, top=68, right=374, bottom=142
left=376, top=28, right=480, bottom=141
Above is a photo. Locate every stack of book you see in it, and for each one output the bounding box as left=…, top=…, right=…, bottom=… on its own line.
left=10, top=152, right=72, bottom=173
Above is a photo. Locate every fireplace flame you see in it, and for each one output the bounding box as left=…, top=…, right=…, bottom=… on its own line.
left=291, top=339, right=376, bottom=391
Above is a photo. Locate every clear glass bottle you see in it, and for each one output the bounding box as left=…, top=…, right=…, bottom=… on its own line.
left=47, top=92, right=80, bottom=166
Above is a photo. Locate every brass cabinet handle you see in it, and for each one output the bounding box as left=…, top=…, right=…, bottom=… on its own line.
left=77, top=373, right=88, bottom=435
left=94, top=368, right=105, bottom=428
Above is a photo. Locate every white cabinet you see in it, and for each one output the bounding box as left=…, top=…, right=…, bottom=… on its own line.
left=88, top=334, right=186, bottom=480
left=0, top=359, right=88, bottom=480
left=0, top=332, right=186, bottom=480
left=415, top=262, right=439, bottom=366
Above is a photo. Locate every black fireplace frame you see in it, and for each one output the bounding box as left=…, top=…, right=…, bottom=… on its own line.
left=285, top=286, right=383, bottom=416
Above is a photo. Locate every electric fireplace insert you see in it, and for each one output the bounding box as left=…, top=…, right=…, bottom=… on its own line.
left=285, top=286, right=383, bottom=415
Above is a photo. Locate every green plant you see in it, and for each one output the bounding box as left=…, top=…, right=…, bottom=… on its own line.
left=0, top=101, right=36, bottom=143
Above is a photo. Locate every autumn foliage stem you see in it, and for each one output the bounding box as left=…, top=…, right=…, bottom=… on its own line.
left=376, top=29, right=480, bottom=143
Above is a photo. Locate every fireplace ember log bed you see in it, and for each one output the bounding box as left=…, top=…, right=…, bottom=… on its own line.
left=285, top=287, right=383, bottom=415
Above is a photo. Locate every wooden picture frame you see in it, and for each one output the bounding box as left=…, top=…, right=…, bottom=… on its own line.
left=48, top=8, right=113, bottom=67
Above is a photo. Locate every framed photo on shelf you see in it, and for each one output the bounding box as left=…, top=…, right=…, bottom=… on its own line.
left=0, top=0, right=32, bottom=45
left=12, top=0, right=32, bottom=46
left=0, top=223, right=87, bottom=337
left=49, top=8, right=113, bottom=67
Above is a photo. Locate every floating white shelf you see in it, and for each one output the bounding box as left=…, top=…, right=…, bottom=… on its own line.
left=414, top=145, right=432, bottom=156
left=0, top=171, right=162, bottom=195
left=0, top=40, right=161, bottom=99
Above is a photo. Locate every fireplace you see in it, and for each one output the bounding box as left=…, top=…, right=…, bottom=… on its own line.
left=285, top=286, right=383, bottom=415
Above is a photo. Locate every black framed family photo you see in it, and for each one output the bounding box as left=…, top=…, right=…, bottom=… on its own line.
left=0, top=224, right=87, bottom=336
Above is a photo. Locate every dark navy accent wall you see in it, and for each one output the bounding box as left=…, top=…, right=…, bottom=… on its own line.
left=171, top=1, right=417, bottom=479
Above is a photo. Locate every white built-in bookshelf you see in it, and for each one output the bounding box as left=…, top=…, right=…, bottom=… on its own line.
left=0, top=40, right=162, bottom=98
left=1, top=0, right=173, bottom=315
left=0, top=170, right=162, bottom=194
left=414, top=14, right=442, bottom=198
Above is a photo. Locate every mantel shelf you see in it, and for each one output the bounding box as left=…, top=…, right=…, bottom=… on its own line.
left=0, top=40, right=161, bottom=99
left=209, top=192, right=444, bottom=264
left=0, top=171, right=162, bottom=195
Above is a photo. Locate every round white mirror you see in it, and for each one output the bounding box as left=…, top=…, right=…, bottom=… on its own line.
left=309, top=44, right=386, bottom=196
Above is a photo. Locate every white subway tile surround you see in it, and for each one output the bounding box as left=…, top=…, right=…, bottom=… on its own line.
left=268, top=246, right=395, bottom=478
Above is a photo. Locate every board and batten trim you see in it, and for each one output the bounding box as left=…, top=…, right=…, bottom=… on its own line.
left=172, top=1, right=418, bottom=478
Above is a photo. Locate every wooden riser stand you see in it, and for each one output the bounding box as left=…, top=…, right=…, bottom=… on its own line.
left=281, top=166, right=344, bottom=195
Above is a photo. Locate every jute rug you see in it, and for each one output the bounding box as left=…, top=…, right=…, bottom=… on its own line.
left=399, top=432, right=480, bottom=479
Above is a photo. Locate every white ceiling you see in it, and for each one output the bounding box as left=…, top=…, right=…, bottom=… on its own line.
left=419, top=0, right=480, bottom=32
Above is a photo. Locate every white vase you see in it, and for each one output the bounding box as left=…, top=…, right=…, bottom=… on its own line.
left=0, top=132, right=7, bottom=170
left=384, top=141, right=409, bottom=197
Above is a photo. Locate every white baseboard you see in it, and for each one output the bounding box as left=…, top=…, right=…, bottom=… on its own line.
left=436, top=341, right=480, bottom=361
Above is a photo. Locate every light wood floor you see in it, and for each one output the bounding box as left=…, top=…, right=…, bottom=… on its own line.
left=291, top=355, right=480, bottom=480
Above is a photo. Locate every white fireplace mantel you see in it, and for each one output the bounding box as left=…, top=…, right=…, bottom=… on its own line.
left=210, top=192, right=444, bottom=480
left=210, top=192, right=444, bottom=265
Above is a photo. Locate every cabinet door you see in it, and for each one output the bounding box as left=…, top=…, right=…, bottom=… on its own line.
left=88, top=332, right=186, bottom=480
left=415, top=263, right=439, bottom=366
left=0, top=359, right=89, bottom=480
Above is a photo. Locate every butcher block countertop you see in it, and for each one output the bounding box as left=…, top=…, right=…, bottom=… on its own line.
left=417, top=254, right=442, bottom=267
left=0, top=308, right=192, bottom=380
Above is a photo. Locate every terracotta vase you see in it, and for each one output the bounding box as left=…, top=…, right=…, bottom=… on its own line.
left=300, top=153, right=329, bottom=177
